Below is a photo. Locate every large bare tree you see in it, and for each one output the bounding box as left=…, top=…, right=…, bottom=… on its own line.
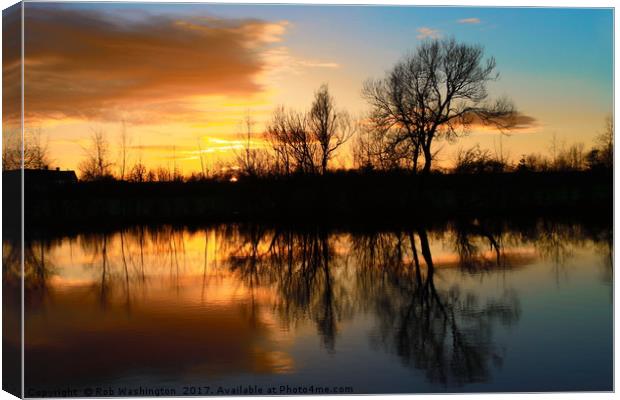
left=363, top=38, right=516, bottom=175
left=266, top=85, right=353, bottom=175
left=308, top=84, right=354, bottom=174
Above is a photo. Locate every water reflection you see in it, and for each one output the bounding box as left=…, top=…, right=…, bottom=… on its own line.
left=5, top=218, right=612, bottom=393
left=225, top=226, right=352, bottom=353
left=353, top=227, right=520, bottom=386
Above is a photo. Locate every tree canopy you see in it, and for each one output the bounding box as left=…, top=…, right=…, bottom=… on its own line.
left=363, top=38, right=517, bottom=174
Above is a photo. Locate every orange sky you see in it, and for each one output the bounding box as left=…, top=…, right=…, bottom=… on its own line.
left=4, top=4, right=613, bottom=175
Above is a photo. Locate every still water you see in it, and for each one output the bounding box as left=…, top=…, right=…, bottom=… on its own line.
left=7, top=219, right=613, bottom=394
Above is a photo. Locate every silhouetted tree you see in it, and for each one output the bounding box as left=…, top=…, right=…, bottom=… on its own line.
left=78, top=129, right=114, bottom=180
left=234, top=113, right=272, bottom=177
left=352, top=121, right=413, bottom=171
left=2, top=128, right=51, bottom=170
left=587, top=115, right=614, bottom=170
left=117, top=121, right=131, bottom=180
left=453, top=145, right=506, bottom=174
left=2, top=130, right=20, bottom=170
left=363, top=38, right=516, bottom=175
left=308, top=84, right=354, bottom=174
left=195, top=135, right=209, bottom=179
left=266, top=107, right=318, bottom=174
left=266, top=85, right=352, bottom=175
left=128, top=162, right=147, bottom=182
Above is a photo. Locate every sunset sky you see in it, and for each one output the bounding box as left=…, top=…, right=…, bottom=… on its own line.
left=11, top=3, right=614, bottom=174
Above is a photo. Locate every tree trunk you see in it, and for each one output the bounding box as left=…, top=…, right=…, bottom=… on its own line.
left=422, top=145, right=432, bottom=175
left=412, top=144, right=420, bottom=175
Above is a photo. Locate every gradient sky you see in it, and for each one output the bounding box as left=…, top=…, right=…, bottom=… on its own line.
left=13, top=3, right=614, bottom=174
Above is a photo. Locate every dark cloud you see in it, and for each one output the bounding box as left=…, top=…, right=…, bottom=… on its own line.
left=462, top=111, right=538, bottom=131
left=508, top=113, right=538, bottom=130
left=3, top=4, right=22, bottom=128
left=17, top=5, right=287, bottom=123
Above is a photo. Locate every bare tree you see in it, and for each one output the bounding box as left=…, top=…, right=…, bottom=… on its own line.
left=363, top=38, right=516, bottom=175
left=196, top=135, right=208, bottom=179
left=266, top=107, right=293, bottom=175
left=563, top=143, right=586, bottom=171
left=352, top=123, right=376, bottom=171
left=25, top=128, right=51, bottom=169
left=169, top=145, right=184, bottom=181
left=2, top=128, right=51, bottom=170
left=516, top=153, right=551, bottom=172
left=308, top=85, right=354, bottom=174
left=128, top=163, right=147, bottom=182
left=242, top=114, right=255, bottom=174
left=352, top=119, right=415, bottom=171
left=584, top=116, right=614, bottom=171
left=234, top=113, right=272, bottom=177
left=128, top=138, right=147, bottom=182
left=266, top=106, right=318, bottom=174
left=154, top=166, right=172, bottom=182
left=117, top=121, right=131, bottom=180
left=78, top=129, right=114, bottom=180
left=2, top=130, right=21, bottom=170
left=266, top=85, right=353, bottom=175
left=453, top=145, right=506, bottom=174
left=596, top=115, right=613, bottom=168
left=548, top=132, right=562, bottom=167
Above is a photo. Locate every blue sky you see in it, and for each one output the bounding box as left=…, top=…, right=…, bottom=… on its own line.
left=23, top=3, right=614, bottom=171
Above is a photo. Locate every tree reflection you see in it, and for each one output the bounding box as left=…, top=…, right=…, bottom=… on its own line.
left=225, top=227, right=352, bottom=352
left=451, top=220, right=504, bottom=272
left=3, top=238, right=58, bottom=309
left=17, top=217, right=612, bottom=388
left=353, top=227, right=520, bottom=386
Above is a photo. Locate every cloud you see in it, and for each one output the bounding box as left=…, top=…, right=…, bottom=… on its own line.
left=458, top=18, right=481, bottom=24
left=2, top=4, right=22, bottom=128
left=416, top=27, right=442, bottom=40
left=508, top=113, right=538, bottom=130
left=15, top=5, right=290, bottom=124
left=462, top=112, right=539, bottom=132
left=260, top=47, right=340, bottom=80
left=297, top=60, right=340, bottom=69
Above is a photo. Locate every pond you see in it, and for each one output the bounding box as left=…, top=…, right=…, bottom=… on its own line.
left=4, top=218, right=613, bottom=395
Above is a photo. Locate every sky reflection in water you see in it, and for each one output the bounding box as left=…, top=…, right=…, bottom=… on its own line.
left=6, top=220, right=612, bottom=394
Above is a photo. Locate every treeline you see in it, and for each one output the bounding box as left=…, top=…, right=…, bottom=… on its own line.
left=2, top=38, right=614, bottom=180
left=452, top=120, right=613, bottom=174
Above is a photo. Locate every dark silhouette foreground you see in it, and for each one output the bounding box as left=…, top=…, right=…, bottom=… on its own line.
left=11, top=169, right=612, bottom=231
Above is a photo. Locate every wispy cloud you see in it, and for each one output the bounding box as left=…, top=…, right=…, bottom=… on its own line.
left=463, top=112, right=539, bottom=132
left=458, top=18, right=481, bottom=24
left=261, top=47, right=340, bottom=79
left=297, top=60, right=340, bottom=69
left=416, top=27, right=441, bottom=39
